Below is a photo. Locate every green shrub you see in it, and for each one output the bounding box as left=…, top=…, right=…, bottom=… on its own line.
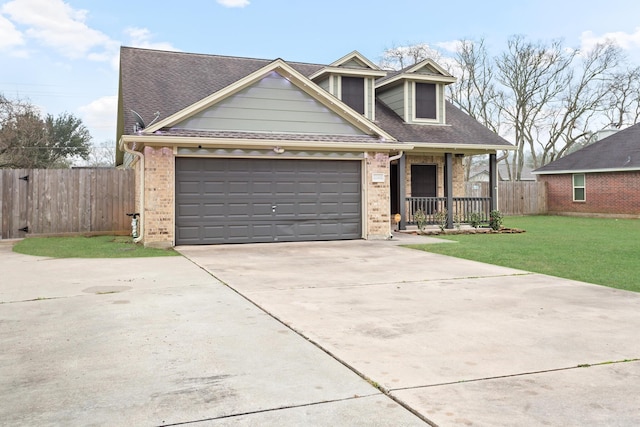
left=414, top=209, right=427, bottom=232
left=489, top=210, right=503, bottom=231
left=434, top=208, right=448, bottom=231
left=468, top=212, right=483, bottom=229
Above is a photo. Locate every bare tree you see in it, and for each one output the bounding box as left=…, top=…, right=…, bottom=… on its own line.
left=379, top=43, right=443, bottom=70
left=604, top=65, right=640, bottom=128
left=447, top=39, right=505, bottom=180
left=85, top=140, right=116, bottom=167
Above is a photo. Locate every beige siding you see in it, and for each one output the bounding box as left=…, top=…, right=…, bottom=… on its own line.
left=177, top=71, right=365, bottom=136
left=317, top=77, right=330, bottom=92
left=340, top=58, right=368, bottom=69
left=377, top=84, right=405, bottom=120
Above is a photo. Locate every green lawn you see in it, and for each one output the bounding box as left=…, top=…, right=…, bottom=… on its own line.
left=13, top=235, right=180, bottom=258
left=406, top=216, right=640, bottom=292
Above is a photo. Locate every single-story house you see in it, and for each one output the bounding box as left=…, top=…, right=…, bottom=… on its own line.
left=533, top=123, right=640, bottom=218
left=116, top=47, right=512, bottom=247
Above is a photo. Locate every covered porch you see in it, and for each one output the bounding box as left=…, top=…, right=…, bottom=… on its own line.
left=391, top=151, right=498, bottom=229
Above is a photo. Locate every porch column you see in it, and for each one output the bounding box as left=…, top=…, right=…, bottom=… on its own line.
left=398, top=153, right=406, bottom=230
left=445, top=152, right=453, bottom=229
left=489, top=153, right=497, bottom=211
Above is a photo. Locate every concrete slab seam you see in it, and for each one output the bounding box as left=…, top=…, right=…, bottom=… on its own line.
left=180, top=255, right=437, bottom=426
left=158, top=394, right=384, bottom=427
left=387, top=358, right=640, bottom=393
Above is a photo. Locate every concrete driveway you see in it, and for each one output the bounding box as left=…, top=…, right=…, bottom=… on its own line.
left=178, top=234, right=640, bottom=426
left=0, top=241, right=423, bottom=426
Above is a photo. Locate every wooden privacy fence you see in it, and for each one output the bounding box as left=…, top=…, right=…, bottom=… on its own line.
left=1, top=168, right=135, bottom=239
left=465, top=181, right=547, bottom=215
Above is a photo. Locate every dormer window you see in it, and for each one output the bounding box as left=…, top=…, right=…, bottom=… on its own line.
left=342, top=76, right=365, bottom=114
left=376, top=58, right=456, bottom=125
left=415, top=82, right=437, bottom=120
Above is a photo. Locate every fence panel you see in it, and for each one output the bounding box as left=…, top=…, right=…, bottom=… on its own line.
left=1, top=168, right=134, bottom=239
left=464, top=181, right=547, bottom=215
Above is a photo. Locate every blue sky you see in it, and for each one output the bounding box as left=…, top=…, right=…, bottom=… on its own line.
left=2, top=0, right=640, bottom=145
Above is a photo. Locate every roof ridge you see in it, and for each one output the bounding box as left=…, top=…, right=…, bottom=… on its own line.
left=120, top=45, right=329, bottom=68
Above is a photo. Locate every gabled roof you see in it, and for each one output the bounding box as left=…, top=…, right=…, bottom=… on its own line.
left=309, top=50, right=387, bottom=80
left=374, top=100, right=512, bottom=151
left=533, top=123, right=640, bottom=174
left=118, top=47, right=323, bottom=143
left=142, top=58, right=394, bottom=141
left=118, top=47, right=512, bottom=163
left=376, top=58, right=457, bottom=88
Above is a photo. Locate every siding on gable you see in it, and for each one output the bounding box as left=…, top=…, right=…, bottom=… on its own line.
left=340, top=58, right=368, bottom=69
left=176, top=72, right=365, bottom=135
left=377, top=84, right=406, bottom=121
left=317, top=77, right=330, bottom=92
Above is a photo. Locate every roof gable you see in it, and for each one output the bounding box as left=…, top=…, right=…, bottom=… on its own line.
left=309, top=51, right=387, bottom=80
left=376, top=58, right=457, bottom=89
left=173, top=71, right=366, bottom=136
left=534, top=123, right=640, bottom=174
left=144, top=59, right=394, bottom=140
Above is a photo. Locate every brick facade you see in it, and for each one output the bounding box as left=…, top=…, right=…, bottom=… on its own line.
left=142, top=146, right=175, bottom=248
left=365, top=152, right=391, bottom=239
left=137, top=150, right=470, bottom=246
left=538, top=172, right=640, bottom=217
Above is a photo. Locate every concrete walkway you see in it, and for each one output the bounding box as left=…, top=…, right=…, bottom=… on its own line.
left=178, top=234, right=640, bottom=426
left=0, top=242, right=423, bottom=426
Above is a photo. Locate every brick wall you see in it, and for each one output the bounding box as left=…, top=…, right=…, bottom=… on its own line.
left=365, top=152, right=391, bottom=239
left=143, top=146, right=175, bottom=248
left=539, top=171, right=640, bottom=217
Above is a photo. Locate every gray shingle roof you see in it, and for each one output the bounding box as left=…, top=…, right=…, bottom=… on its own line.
left=374, top=100, right=511, bottom=146
left=118, top=47, right=322, bottom=139
left=118, top=47, right=511, bottom=153
left=533, top=123, right=640, bottom=174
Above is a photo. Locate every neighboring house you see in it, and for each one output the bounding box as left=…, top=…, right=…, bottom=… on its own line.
left=467, top=163, right=534, bottom=183
left=533, top=123, right=640, bottom=218
left=116, top=47, right=512, bottom=247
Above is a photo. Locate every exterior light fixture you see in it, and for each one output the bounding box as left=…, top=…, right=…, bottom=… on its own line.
left=273, top=146, right=285, bottom=154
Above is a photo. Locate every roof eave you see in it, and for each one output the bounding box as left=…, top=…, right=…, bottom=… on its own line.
left=376, top=73, right=457, bottom=89
left=121, top=134, right=411, bottom=152
left=409, top=142, right=515, bottom=153
left=533, top=166, right=640, bottom=175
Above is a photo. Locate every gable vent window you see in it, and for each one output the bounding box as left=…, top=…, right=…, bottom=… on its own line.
left=341, top=76, right=365, bottom=114
left=415, top=82, right=437, bottom=120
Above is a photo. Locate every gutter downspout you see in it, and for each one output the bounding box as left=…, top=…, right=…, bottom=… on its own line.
left=387, top=151, right=404, bottom=237
left=120, top=139, right=144, bottom=243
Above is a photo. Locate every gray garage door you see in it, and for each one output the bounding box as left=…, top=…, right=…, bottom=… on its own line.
left=175, top=158, right=362, bottom=245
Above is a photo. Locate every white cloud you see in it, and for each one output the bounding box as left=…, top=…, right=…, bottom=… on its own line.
left=79, top=95, right=118, bottom=142
left=1, top=0, right=118, bottom=60
left=580, top=27, right=640, bottom=52
left=217, top=0, right=250, bottom=8
left=124, top=27, right=179, bottom=51
left=0, top=12, right=24, bottom=50
left=436, top=40, right=462, bottom=53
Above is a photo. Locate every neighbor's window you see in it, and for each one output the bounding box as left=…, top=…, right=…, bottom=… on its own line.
left=573, top=174, right=585, bottom=201
left=341, top=76, right=365, bottom=114
left=415, top=82, right=437, bottom=120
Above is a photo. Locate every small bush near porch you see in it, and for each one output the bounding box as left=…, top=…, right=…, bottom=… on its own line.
left=406, top=216, right=640, bottom=293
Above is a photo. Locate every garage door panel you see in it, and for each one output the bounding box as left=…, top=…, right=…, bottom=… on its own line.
left=176, top=158, right=362, bottom=244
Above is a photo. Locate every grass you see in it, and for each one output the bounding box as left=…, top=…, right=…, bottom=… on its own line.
left=13, top=235, right=180, bottom=258
left=406, top=216, right=640, bottom=293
